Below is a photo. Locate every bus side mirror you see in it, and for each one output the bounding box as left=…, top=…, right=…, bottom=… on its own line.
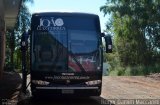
left=102, top=33, right=112, bottom=53
left=21, top=31, right=30, bottom=51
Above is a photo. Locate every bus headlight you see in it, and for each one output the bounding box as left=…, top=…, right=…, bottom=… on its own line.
left=85, top=80, right=101, bottom=86
left=32, top=80, right=50, bottom=85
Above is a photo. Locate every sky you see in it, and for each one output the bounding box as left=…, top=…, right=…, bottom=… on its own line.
left=27, top=0, right=109, bottom=32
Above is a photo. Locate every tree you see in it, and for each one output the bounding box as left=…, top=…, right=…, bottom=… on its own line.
left=6, top=0, right=33, bottom=71
left=100, top=0, right=160, bottom=66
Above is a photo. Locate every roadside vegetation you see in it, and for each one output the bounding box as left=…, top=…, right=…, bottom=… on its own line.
left=109, top=64, right=160, bottom=76
left=5, top=0, right=33, bottom=72
left=101, top=0, right=160, bottom=76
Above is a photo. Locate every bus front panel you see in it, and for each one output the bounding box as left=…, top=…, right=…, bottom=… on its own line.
left=30, top=13, right=102, bottom=96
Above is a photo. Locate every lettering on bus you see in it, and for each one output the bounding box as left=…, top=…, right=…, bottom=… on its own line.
left=37, top=17, right=66, bottom=31
left=45, top=76, right=90, bottom=80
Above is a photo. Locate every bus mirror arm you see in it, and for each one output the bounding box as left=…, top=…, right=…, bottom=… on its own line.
left=101, top=33, right=105, bottom=37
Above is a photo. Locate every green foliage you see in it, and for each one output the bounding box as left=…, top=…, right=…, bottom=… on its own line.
left=15, top=0, right=33, bottom=33
left=5, top=0, right=33, bottom=71
left=101, top=0, right=160, bottom=69
left=109, top=64, right=160, bottom=76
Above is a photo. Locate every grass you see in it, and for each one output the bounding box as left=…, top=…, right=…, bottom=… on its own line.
left=109, top=64, right=160, bottom=76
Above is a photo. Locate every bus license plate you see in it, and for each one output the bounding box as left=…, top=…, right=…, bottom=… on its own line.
left=62, top=89, right=74, bottom=94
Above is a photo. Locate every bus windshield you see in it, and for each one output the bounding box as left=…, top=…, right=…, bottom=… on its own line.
left=32, top=30, right=99, bottom=72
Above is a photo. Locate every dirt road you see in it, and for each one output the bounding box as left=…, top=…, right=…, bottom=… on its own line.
left=17, top=76, right=160, bottom=105
left=101, top=76, right=160, bottom=99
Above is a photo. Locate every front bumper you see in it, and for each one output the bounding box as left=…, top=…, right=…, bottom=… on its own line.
left=31, top=86, right=101, bottom=97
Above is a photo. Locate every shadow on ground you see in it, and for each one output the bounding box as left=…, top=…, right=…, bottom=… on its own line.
left=17, top=96, right=115, bottom=105
left=0, top=72, right=22, bottom=100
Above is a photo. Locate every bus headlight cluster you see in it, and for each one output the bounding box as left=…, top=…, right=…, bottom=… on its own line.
left=32, top=80, right=50, bottom=85
left=85, top=80, right=101, bottom=86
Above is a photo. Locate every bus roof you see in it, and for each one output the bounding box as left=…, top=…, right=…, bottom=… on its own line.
left=32, top=12, right=99, bottom=18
